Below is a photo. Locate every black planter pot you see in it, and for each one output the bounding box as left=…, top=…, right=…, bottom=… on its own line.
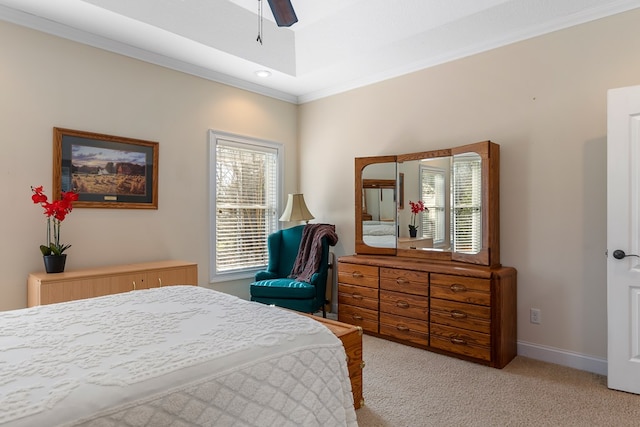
left=409, top=228, right=417, bottom=238
left=43, top=254, right=67, bottom=273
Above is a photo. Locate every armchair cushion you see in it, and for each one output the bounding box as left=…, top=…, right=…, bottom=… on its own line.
left=250, top=278, right=316, bottom=299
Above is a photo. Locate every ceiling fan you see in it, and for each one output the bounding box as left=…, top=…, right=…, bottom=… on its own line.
left=266, top=0, right=298, bottom=27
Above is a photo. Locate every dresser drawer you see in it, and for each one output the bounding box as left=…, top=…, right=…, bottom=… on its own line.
left=338, top=304, right=379, bottom=334
left=380, top=312, right=428, bottom=346
left=379, top=290, right=429, bottom=321
left=380, top=267, right=428, bottom=296
left=430, top=274, right=491, bottom=306
left=338, top=262, right=379, bottom=288
left=338, top=283, right=378, bottom=311
left=431, top=298, right=491, bottom=334
left=430, top=324, right=491, bottom=361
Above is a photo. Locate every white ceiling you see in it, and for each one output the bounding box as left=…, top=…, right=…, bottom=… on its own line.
left=1, top=0, right=639, bottom=103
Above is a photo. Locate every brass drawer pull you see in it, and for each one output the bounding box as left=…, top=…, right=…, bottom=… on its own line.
left=351, top=293, right=363, bottom=300
left=396, top=301, right=410, bottom=309
left=450, top=310, right=467, bottom=319
left=396, top=325, right=409, bottom=331
left=450, top=284, right=467, bottom=292
left=352, top=314, right=364, bottom=321
left=351, top=271, right=364, bottom=278
left=360, top=361, right=366, bottom=370
left=396, top=278, right=409, bottom=285
left=158, top=278, right=162, bottom=287
left=450, top=337, right=467, bottom=345
left=132, top=281, right=136, bottom=290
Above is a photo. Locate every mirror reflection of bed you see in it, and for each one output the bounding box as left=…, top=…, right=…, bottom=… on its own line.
left=362, top=219, right=396, bottom=248
left=362, top=177, right=397, bottom=248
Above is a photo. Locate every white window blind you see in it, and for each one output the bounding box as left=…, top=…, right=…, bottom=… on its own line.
left=209, top=131, right=282, bottom=281
left=420, top=166, right=446, bottom=243
left=452, top=155, right=482, bottom=253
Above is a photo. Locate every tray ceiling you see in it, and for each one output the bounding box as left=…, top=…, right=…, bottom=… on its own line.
left=0, top=0, right=638, bottom=103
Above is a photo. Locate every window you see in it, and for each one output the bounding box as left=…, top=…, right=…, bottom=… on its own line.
left=452, top=154, right=482, bottom=253
left=420, top=165, right=446, bottom=244
left=209, top=131, right=283, bottom=282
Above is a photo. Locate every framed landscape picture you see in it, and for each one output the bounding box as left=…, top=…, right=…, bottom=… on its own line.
left=53, top=128, right=159, bottom=209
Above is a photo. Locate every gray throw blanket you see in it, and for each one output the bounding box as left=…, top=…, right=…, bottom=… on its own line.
left=289, top=223, right=339, bottom=283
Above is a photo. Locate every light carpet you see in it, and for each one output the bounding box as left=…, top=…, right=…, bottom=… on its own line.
left=355, top=334, right=640, bottom=426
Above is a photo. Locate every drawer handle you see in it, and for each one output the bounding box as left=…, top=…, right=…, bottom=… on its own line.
left=351, top=293, right=363, bottom=300
left=450, top=284, right=467, bottom=292
left=351, top=314, right=363, bottom=321
left=351, top=271, right=364, bottom=278
left=396, top=278, right=409, bottom=285
left=396, top=325, right=409, bottom=331
left=360, top=361, right=366, bottom=370
left=132, top=280, right=137, bottom=290
left=158, top=278, right=162, bottom=287
left=396, top=301, right=410, bottom=309
left=450, top=310, right=467, bottom=319
left=450, top=337, right=467, bottom=345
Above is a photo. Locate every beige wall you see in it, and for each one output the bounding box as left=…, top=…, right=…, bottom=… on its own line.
left=299, top=9, right=640, bottom=361
left=3, top=8, right=640, bottom=365
left=0, top=21, right=297, bottom=310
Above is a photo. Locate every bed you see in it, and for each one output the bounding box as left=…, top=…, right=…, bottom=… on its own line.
left=362, top=220, right=396, bottom=248
left=0, top=286, right=357, bottom=427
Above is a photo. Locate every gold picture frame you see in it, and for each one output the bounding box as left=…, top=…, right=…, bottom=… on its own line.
left=53, top=127, right=159, bottom=209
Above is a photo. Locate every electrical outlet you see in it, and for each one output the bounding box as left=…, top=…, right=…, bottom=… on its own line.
left=530, top=308, right=541, bottom=324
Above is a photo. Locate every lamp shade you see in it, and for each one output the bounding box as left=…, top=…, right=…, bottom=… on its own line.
left=279, top=194, right=314, bottom=222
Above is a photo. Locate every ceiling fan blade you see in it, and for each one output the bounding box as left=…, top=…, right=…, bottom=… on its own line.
left=266, top=0, right=298, bottom=27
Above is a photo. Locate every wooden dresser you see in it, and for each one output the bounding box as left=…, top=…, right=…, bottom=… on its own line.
left=338, top=255, right=516, bottom=368
left=27, top=260, right=198, bottom=307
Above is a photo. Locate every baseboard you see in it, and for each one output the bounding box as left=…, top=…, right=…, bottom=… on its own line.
left=517, top=340, right=607, bottom=376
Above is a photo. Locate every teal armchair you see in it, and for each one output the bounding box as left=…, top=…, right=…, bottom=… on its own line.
left=250, top=224, right=332, bottom=317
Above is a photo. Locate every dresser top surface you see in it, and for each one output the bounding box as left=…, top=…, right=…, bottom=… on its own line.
left=338, top=254, right=515, bottom=279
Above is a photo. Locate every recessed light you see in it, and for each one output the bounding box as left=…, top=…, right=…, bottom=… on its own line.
left=255, top=70, right=271, bottom=78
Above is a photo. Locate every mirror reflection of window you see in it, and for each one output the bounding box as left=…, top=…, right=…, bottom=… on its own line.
left=419, top=165, right=446, bottom=245
left=452, top=153, right=482, bottom=254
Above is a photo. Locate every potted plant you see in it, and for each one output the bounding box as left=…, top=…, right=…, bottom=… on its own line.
left=31, top=185, right=79, bottom=273
left=408, top=200, right=426, bottom=238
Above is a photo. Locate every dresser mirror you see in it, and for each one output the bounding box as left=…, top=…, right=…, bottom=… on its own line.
left=355, top=141, right=500, bottom=267
left=361, top=162, right=397, bottom=250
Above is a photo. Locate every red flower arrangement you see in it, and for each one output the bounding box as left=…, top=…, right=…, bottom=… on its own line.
left=31, top=186, right=79, bottom=256
left=408, top=200, right=426, bottom=234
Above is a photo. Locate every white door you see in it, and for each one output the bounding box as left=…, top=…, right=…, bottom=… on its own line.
left=607, top=84, right=640, bottom=393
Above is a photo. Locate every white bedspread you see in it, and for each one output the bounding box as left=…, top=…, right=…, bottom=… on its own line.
left=0, top=286, right=357, bottom=427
